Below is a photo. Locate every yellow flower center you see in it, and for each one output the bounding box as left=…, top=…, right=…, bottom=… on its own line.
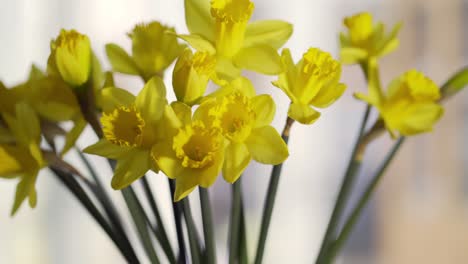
left=211, top=0, right=254, bottom=58
left=192, top=52, right=217, bottom=75
left=344, top=12, right=374, bottom=46
left=211, top=92, right=256, bottom=142
left=173, top=121, right=222, bottom=169
left=54, top=29, right=89, bottom=53
left=101, top=105, right=145, bottom=147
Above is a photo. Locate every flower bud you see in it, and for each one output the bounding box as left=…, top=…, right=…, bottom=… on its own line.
left=52, top=29, right=91, bottom=86
left=172, top=49, right=216, bottom=106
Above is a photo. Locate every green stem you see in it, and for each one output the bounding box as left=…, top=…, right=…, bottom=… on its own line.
left=239, top=193, right=248, bottom=264
left=169, top=179, right=187, bottom=263
left=50, top=168, right=139, bottom=263
left=199, top=188, right=216, bottom=264
left=229, top=179, right=242, bottom=264
left=182, top=197, right=202, bottom=264
left=75, top=149, right=138, bottom=262
left=315, top=105, right=371, bottom=264
left=141, top=177, right=177, bottom=263
left=254, top=117, right=294, bottom=264
left=326, top=137, right=405, bottom=262
left=122, top=186, right=160, bottom=264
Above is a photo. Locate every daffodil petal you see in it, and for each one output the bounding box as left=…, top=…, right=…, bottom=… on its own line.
left=184, top=0, right=215, bottom=42
left=0, top=124, right=14, bottom=144
left=171, top=101, right=192, bottom=125
left=233, top=45, right=282, bottom=75
left=229, top=77, right=256, bottom=98
left=197, top=149, right=224, bottom=188
left=61, top=118, right=87, bottom=156
left=251, top=94, right=276, bottom=127
left=105, top=43, right=140, bottom=75
left=11, top=173, right=38, bottom=215
left=111, top=149, right=151, bottom=189
left=340, top=47, right=368, bottom=64
left=245, top=126, right=289, bottom=165
left=193, top=98, right=216, bottom=125
left=0, top=145, right=22, bottom=176
left=4, top=103, right=41, bottom=148
left=136, top=76, right=167, bottom=126
left=35, top=102, right=77, bottom=122
left=288, top=103, right=321, bottom=125
left=310, top=83, right=346, bottom=108
left=244, top=20, right=293, bottom=49
left=353, top=92, right=378, bottom=106
left=223, top=142, right=251, bottom=183
left=399, top=103, right=444, bottom=135
left=83, top=139, right=131, bottom=159
left=174, top=176, right=198, bottom=202
left=177, top=34, right=216, bottom=54
left=98, top=87, right=136, bottom=113
left=151, top=142, right=182, bottom=180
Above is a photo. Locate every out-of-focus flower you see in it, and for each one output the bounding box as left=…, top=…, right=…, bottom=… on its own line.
left=152, top=103, right=225, bottom=201
left=0, top=103, right=45, bottom=215
left=356, top=69, right=444, bottom=137
left=273, top=48, right=346, bottom=125
left=51, top=29, right=92, bottom=86
left=84, top=76, right=178, bottom=189
left=106, top=21, right=185, bottom=80
left=182, top=0, right=293, bottom=79
left=204, top=77, right=289, bottom=183
left=172, top=49, right=217, bottom=106
left=340, top=12, right=401, bottom=64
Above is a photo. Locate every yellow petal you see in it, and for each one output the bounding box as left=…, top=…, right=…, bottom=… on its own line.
left=244, top=20, right=293, bottom=49
left=136, top=76, right=167, bottom=126
left=233, top=45, right=282, bottom=75
left=399, top=103, right=444, bottom=135
left=98, top=87, right=136, bottom=113
left=223, top=142, right=251, bottom=183
left=354, top=92, right=378, bottom=106
left=229, top=77, right=256, bottom=98
left=245, top=126, right=289, bottom=165
left=215, top=57, right=242, bottom=81
left=105, top=43, right=140, bottom=75
left=340, top=47, right=368, bottom=64
left=83, top=139, right=131, bottom=159
left=4, top=103, right=41, bottom=148
left=193, top=98, right=217, bottom=125
left=11, top=173, right=38, bottom=216
left=177, top=34, right=216, bottom=54
left=111, top=149, right=151, bottom=189
left=151, top=142, right=182, bottom=180
left=272, top=48, right=297, bottom=101
left=0, top=124, right=14, bottom=144
left=251, top=94, right=276, bottom=127
left=310, top=83, right=346, bottom=108
left=171, top=101, right=192, bottom=125
left=61, top=118, right=87, bottom=156
left=184, top=0, right=215, bottom=42
left=288, top=103, right=321, bottom=125
left=0, top=145, right=22, bottom=176
left=35, top=102, right=77, bottom=122
left=174, top=176, right=198, bottom=202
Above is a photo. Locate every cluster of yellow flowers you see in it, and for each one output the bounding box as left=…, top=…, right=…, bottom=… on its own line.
left=0, top=0, right=443, bottom=214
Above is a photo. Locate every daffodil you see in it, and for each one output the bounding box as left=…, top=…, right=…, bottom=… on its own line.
left=50, top=29, right=92, bottom=86
left=105, top=21, right=185, bottom=81
left=0, top=103, right=46, bottom=215
left=340, top=12, right=401, bottom=64
left=203, top=77, right=289, bottom=183
left=84, top=76, right=178, bottom=189
left=273, top=48, right=346, bottom=125
left=182, top=0, right=293, bottom=79
left=355, top=69, right=444, bottom=137
left=151, top=102, right=225, bottom=201
left=172, top=49, right=218, bottom=106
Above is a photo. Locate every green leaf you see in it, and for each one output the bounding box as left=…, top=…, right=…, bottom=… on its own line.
left=440, top=66, right=468, bottom=101
left=105, top=43, right=140, bottom=75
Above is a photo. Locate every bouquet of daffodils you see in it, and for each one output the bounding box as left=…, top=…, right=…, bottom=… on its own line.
left=1, top=0, right=466, bottom=263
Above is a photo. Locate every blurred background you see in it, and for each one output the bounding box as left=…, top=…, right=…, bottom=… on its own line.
left=0, top=0, right=467, bottom=263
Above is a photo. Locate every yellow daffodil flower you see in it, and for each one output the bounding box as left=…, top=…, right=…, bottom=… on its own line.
left=203, top=77, right=289, bottom=183
left=0, top=103, right=46, bottom=215
left=355, top=69, right=444, bottom=137
left=151, top=102, right=225, bottom=201
left=172, top=49, right=218, bottom=106
left=106, top=21, right=185, bottom=81
left=84, top=76, right=178, bottom=189
left=273, top=48, right=346, bottom=125
left=340, top=12, right=401, bottom=64
left=50, top=29, right=92, bottom=86
left=182, top=0, right=293, bottom=79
